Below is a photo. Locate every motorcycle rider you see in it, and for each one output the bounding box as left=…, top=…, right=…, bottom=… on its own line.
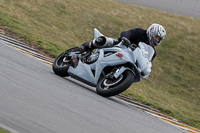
left=78, top=23, right=166, bottom=61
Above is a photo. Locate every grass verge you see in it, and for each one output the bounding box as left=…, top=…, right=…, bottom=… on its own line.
left=0, top=0, right=199, bottom=129
left=0, top=128, right=11, bottom=133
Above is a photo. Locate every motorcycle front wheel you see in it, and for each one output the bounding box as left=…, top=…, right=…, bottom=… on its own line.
left=52, top=47, right=79, bottom=77
left=96, top=71, right=134, bottom=97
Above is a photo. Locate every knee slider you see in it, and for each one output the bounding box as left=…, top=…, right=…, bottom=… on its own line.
left=93, top=36, right=115, bottom=48
left=94, top=36, right=106, bottom=46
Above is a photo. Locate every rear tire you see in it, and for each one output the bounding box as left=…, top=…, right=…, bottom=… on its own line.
left=96, top=71, right=134, bottom=97
left=52, top=47, right=78, bottom=77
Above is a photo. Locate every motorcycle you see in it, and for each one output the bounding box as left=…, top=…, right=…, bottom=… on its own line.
left=52, top=28, right=154, bottom=97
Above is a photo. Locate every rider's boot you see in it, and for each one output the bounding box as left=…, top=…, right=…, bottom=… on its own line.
left=78, top=37, right=105, bottom=53
left=78, top=41, right=93, bottom=53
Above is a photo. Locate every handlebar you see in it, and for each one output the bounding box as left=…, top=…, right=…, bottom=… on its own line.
left=121, top=37, right=131, bottom=47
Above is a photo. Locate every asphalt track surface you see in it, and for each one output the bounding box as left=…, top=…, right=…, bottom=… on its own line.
left=0, top=40, right=187, bottom=133
left=114, top=0, right=200, bottom=19
left=1, top=0, right=197, bottom=132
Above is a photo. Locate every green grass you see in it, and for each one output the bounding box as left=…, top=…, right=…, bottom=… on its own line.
left=0, top=128, right=11, bottom=133
left=0, top=0, right=200, bottom=129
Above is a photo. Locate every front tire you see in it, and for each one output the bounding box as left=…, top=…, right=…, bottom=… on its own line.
left=96, top=71, right=134, bottom=97
left=52, top=47, right=78, bottom=77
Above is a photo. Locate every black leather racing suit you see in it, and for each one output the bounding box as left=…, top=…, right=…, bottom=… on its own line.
left=81, top=28, right=156, bottom=61
left=120, top=28, right=156, bottom=61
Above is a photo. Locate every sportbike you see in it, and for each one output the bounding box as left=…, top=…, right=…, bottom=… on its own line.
left=52, top=28, right=154, bottom=97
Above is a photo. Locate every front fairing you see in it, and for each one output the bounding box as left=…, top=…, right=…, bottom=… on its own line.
left=98, top=43, right=135, bottom=66
left=68, top=43, right=137, bottom=86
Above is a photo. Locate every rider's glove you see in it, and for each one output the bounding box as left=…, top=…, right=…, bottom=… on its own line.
left=121, top=37, right=131, bottom=47
left=113, top=38, right=120, bottom=45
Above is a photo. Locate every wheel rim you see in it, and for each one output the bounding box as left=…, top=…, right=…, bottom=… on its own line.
left=56, top=47, right=79, bottom=67
left=56, top=54, right=71, bottom=67
left=101, top=75, right=124, bottom=90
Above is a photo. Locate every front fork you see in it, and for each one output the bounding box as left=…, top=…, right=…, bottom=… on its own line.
left=114, top=66, right=135, bottom=79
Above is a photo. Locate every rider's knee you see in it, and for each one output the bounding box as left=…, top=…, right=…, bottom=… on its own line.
left=93, top=36, right=115, bottom=48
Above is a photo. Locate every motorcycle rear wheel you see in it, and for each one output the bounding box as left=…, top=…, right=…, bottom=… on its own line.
left=96, top=71, right=134, bottom=97
left=52, top=47, right=78, bottom=77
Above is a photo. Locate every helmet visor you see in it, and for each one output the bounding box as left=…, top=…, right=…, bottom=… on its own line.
left=154, top=35, right=163, bottom=44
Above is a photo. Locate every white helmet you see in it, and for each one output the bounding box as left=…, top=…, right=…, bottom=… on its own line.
left=147, top=23, right=166, bottom=46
